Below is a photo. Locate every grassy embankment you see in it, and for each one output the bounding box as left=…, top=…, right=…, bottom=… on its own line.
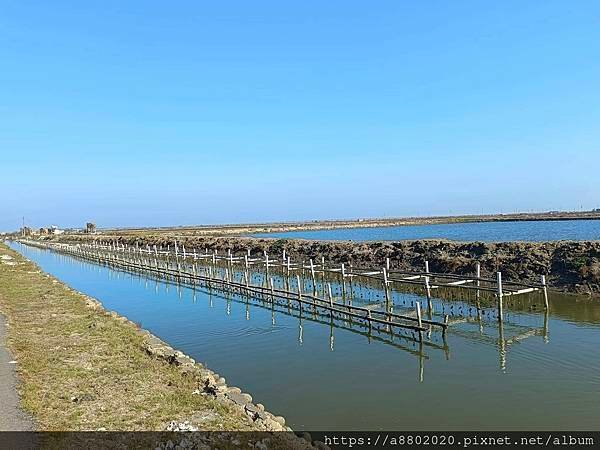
left=0, top=243, right=260, bottom=431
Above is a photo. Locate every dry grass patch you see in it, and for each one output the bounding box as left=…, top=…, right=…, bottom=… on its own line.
left=0, top=244, right=259, bottom=431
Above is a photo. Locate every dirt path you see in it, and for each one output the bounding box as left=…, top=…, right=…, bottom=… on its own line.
left=0, top=313, right=35, bottom=431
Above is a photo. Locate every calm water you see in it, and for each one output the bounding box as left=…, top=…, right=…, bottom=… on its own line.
left=10, top=242, right=600, bottom=430
left=253, top=219, right=600, bottom=242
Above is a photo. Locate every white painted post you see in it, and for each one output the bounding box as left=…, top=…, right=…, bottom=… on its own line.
left=310, top=259, right=316, bottom=294
left=340, top=263, right=347, bottom=298
left=296, top=275, right=302, bottom=298
left=383, top=267, right=391, bottom=306
left=476, top=261, right=481, bottom=300
left=541, top=275, right=549, bottom=310
left=416, top=301, right=423, bottom=328
left=424, top=261, right=432, bottom=306
left=416, top=301, right=423, bottom=341
left=497, top=271, right=504, bottom=321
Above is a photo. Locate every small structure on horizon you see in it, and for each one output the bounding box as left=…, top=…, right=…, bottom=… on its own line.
left=20, top=226, right=33, bottom=237
left=85, top=222, right=97, bottom=234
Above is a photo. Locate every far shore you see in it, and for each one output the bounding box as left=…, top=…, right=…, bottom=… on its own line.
left=99, top=210, right=600, bottom=237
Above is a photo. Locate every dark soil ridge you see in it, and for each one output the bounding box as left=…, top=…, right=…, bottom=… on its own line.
left=50, top=234, right=600, bottom=296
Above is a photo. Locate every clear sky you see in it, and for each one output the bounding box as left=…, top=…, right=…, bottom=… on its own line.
left=1, top=1, right=599, bottom=231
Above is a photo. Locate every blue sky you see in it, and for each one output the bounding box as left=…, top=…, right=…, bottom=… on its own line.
left=1, top=1, right=599, bottom=231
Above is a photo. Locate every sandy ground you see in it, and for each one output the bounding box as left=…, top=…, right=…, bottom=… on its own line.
left=0, top=313, right=35, bottom=431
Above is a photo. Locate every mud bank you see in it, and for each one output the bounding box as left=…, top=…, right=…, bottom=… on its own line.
left=50, top=234, right=600, bottom=296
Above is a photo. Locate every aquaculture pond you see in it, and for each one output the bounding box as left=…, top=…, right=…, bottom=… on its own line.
left=10, top=242, right=600, bottom=430
left=252, top=219, right=600, bottom=242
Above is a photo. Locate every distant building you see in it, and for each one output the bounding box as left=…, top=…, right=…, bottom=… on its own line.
left=39, top=227, right=50, bottom=235
left=85, top=222, right=97, bottom=234
left=20, top=226, right=33, bottom=237
left=50, top=225, right=64, bottom=235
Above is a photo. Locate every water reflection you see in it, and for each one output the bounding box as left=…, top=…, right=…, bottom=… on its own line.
left=9, top=242, right=600, bottom=430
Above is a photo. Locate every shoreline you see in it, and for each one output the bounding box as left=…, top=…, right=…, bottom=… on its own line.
left=79, top=211, right=600, bottom=237
left=0, top=243, right=314, bottom=447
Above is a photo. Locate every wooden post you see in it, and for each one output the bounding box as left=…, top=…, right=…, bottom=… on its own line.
left=270, top=278, right=275, bottom=302
left=386, top=257, right=390, bottom=272
left=541, top=275, right=549, bottom=310
left=497, top=271, right=504, bottom=322
left=443, top=315, right=449, bottom=338
left=328, top=282, right=333, bottom=307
